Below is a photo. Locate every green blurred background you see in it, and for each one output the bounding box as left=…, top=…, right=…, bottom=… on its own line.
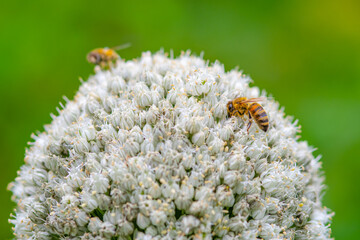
left=1, top=0, right=359, bottom=239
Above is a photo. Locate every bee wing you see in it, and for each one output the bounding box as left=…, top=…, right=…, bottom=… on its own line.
left=112, top=43, right=132, bottom=51
left=241, top=97, right=267, bottom=103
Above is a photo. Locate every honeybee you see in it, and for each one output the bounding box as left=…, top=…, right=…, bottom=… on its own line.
left=227, top=97, right=269, bottom=133
left=87, top=43, right=131, bottom=68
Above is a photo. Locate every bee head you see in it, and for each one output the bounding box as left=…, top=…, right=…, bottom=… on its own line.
left=227, top=101, right=235, bottom=115
left=87, top=51, right=101, bottom=64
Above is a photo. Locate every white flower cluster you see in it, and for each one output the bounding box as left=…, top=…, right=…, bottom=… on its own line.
left=9, top=51, right=333, bottom=239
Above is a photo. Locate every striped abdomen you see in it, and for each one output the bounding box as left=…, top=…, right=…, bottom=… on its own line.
left=249, top=103, right=269, bottom=132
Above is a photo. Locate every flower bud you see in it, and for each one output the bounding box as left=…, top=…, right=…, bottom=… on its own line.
left=192, top=131, right=205, bottom=146
left=137, top=213, right=150, bottom=229
left=180, top=215, right=200, bottom=234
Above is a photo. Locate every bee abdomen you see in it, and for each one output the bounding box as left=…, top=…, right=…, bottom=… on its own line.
left=249, top=103, right=269, bottom=132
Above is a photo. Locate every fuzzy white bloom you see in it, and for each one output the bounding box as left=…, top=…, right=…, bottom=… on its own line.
left=9, top=50, right=333, bottom=239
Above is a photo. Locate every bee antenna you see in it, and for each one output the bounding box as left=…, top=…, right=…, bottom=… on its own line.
left=112, top=43, right=132, bottom=51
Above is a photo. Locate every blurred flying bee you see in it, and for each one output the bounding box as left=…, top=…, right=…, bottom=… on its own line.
left=227, top=97, right=269, bottom=133
left=87, top=43, right=131, bottom=69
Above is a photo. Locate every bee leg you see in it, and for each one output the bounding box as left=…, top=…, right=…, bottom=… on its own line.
left=106, top=61, right=112, bottom=69
left=247, top=112, right=253, bottom=133
left=247, top=121, right=253, bottom=133
left=100, top=62, right=106, bottom=69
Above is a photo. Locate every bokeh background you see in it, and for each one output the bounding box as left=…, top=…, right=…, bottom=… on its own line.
left=1, top=0, right=359, bottom=239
